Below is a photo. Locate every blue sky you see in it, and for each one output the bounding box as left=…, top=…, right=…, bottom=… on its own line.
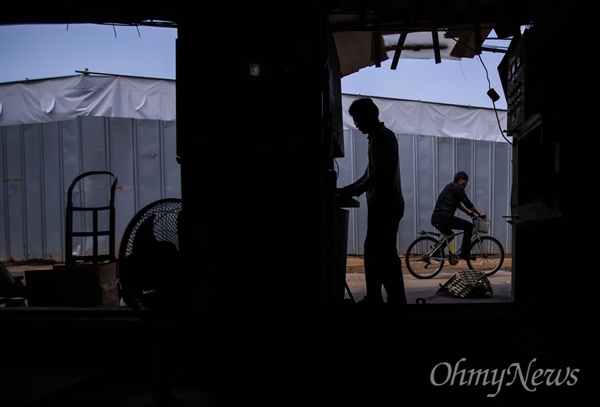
left=0, top=24, right=178, bottom=81
left=0, top=23, right=509, bottom=109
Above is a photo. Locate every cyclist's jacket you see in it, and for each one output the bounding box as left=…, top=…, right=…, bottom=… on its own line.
left=431, top=180, right=475, bottom=223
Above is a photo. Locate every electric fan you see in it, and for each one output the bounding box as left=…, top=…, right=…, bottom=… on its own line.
left=118, top=198, right=184, bottom=316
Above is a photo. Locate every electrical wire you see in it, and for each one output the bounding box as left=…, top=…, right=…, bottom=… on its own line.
left=445, top=30, right=513, bottom=145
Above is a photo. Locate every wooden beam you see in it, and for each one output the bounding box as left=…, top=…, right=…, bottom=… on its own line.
left=391, top=32, right=408, bottom=70
left=432, top=30, right=441, bottom=63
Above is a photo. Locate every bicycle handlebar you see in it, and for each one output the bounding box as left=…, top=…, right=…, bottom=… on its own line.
left=469, top=212, right=487, bottom=221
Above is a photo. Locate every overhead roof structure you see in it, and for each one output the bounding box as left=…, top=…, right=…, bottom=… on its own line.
left=327, top=0, right=531, bottom=76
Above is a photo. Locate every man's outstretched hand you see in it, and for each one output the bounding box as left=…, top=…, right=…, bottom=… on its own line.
left=336, top=187, right=355, bottom=197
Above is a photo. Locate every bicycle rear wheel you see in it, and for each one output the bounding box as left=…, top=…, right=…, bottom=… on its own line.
left=405, top=236, right=444, bottom=279
left=466, top=235, right=504, bottom=276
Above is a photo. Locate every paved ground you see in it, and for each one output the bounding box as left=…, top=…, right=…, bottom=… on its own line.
left=343, top=255, right=513, bottom=304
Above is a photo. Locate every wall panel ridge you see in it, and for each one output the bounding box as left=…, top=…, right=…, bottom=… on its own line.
left=1, top=116, right=181, bottom=262
left=336, top=130, right=512, bottom=256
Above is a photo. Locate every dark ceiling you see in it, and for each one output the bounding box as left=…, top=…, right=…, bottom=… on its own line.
left=0, top=1, right=538, bottom=33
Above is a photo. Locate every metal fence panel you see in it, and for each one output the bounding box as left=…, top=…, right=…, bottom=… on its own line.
left=23, top=123, right=46, bottom=260
left=336, top=130, right=513, bottom=256
left=1, top=117, right=511, bottom=262
left=40, top=122, right=65, bottom=261
left=0, top=116, right=180, bottom=262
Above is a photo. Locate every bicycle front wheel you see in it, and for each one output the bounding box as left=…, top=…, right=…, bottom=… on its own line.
left=405, top=236, right=444, bottom=279
left=466, top=235, right=504, bottom=276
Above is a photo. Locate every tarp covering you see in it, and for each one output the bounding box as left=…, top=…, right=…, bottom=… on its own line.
left=342, top=94, right=509, bottom=143
left=0, top=75, right=507, bottom=143
left=0, top=75, right=176, bottom=126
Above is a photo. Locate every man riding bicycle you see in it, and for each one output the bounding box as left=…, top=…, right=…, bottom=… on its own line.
left=431, top=171, right=486, bottom=261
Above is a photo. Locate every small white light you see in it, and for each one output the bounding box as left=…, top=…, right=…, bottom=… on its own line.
left=249, top=63, right=260, bottom=77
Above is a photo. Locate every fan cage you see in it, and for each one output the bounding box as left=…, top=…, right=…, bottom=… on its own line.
left=118, top=198, right=184, bottom=311
left=121, top=198, right=183, bottom=261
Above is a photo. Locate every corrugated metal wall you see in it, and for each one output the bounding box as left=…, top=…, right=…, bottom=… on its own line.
left=336, top=129, right=513, bottom=256
left=0, top=116, right=180, bottom=262
left=1, top=116, right=512, bottom=262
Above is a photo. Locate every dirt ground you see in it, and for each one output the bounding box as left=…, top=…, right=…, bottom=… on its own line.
left=345, top=254, right=512, bottom=274
left=345, top=255, right=366, bottom=273
left=3, top=255, right=513, bottom=308
left=2, top=259, right=57, bottom=280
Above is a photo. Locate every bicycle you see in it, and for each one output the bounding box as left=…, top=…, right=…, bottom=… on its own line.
left=404, top=214, right=504, bottom=279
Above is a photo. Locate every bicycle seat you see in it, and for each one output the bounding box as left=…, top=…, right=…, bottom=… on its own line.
left=432, top=224, right=458, bottom=238
left=432, top=224, right=447, bottom=234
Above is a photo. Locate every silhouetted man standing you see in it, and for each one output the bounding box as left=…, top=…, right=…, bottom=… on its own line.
left=337, top=97, right=407, bottom=306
